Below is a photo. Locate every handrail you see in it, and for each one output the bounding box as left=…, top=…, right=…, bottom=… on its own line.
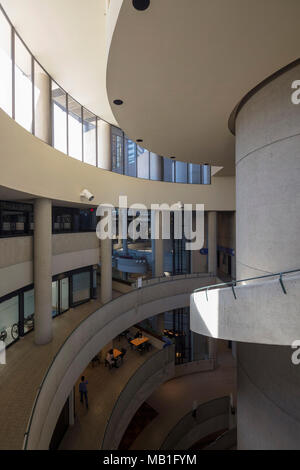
left=101, top=344, right=175, bottom=449
left=193, top=268, right=300, bottom=295
left=23, top=272, right=215, bottom=449
left=160, top=396, right=230, bottom=450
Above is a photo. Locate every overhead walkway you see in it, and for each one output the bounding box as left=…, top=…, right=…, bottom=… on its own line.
left=191, top=269, right=300, bottom=345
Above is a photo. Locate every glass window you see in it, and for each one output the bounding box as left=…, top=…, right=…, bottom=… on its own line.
left=1, top=209, right=27, bottom=235
left=163, top=157, right=174, bottom=182
left=124, top=136, right=136, bottom=177
left=24, top=289, right=34, bottom=334
left=52, top=281, right=59, bottom=318
left=72, top=271, right=91, bottom=305
left=83, top=108, right=96, bottom=166
left=68, top=96, right=82, bottom=160
left=202, top=164, right=211, bottom=184
left=188, top=163, right=201, bottom=184
left=14, top=35, right=33, bottom=132
left=34, top=61, right=51, bottom=143
left=52, top=207, right=73, bottom=233
left=0, top=9, right=12, bottom=116
left=52, top=82, right=67, bottom=153
left=0, top=296, right=19, bottom=346
left=111, top=126, right=124, bottom=174
left=60, top=278, right=69, bottom=313
left=175, top=161, right=188, bottom=183
left=137, top=147, right=150, bottom=179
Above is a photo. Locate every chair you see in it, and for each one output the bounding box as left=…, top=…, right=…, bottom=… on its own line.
left=137, top=343, right=146, bottom=355
left=127, top=337, right=134, bottom=349
left=120, top=348, right=127, bottom=362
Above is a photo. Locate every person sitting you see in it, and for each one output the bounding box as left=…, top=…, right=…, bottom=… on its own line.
left=134, top=330, right=143, bottom=339
left=105, top=350, right=116, bottom=369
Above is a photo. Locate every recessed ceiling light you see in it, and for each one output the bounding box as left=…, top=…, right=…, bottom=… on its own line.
left=171, top=156, right=176, bottom=159
left=113, top=99, right=123, bottom=105
left=136, top=139, right=143, bottom=142
left=132, top=0, right=150, bottom=11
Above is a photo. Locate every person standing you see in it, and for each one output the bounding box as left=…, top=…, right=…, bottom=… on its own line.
left=79, top=376, right=89, bottom=409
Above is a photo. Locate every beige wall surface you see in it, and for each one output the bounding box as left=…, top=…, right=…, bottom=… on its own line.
left=0, top=236, right=33, bottom=268
left=0, top=110, right=235, bottom=210
left=0, top=233, right=100, bottom=297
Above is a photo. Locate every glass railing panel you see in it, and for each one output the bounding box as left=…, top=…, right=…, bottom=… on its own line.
left=14, top=34, right=33, bottom=132
left=68, top=95, right=82, bottom=161
left=34, top=61, right=51, bottom=143
left=83, top=107, right=97, bottom=166
left=0, top=8, right=12, bottom=117
left=51, top=81, right=67, bottom=153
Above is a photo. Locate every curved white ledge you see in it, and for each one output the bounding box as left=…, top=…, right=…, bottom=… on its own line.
left=24, top=274, right=216, bottom=450
left=107, top=0, right=300, bottom=174
left=0, top=110, right=235, bottom=210
left=102, top=345, right=175, bottom=450
left=160, top=396, right=231, bottom=450
left=190, top=273, right=300, bottom=346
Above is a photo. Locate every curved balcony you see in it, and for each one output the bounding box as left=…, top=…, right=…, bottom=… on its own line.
left=160, top=396, right=234, bottom=450
left=190, top=270, right=300, bottom=346
left=0, top=273, right=216, bottom=450
left=101, top=345, right=175, bottom=450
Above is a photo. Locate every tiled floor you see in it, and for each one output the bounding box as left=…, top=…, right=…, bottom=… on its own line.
left=130, top=350, right=236, bottom=449
left=0, top=288, right=121, bottom=450
left=60, top=336, right=158, bottom=450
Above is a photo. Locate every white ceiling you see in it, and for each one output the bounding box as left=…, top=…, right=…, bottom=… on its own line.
left=107, top=0, right=300, bottom=174
left=1, top=0, right=117, bottom=125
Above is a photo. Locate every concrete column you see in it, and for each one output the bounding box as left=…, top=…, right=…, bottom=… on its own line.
left=208, top=211, right=217, bottom=275
left=97, top=120, right=111, bottom=171
left=34, top=71, right=51, bottom=144
left=101, top=237, right=112, bottom=304
left=235, top=64, right=300, bottom=449
left=208, top=337, right=217, bottom=368
left=34, top=198, right=53, bottom=345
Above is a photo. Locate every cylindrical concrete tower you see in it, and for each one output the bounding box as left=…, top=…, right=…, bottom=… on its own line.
left=235, top=64, right=300, bottom=449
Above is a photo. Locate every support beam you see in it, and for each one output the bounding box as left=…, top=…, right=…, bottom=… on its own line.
left=208, top=211, right=217, bottom=275
left=34, top=198, right=53, bottom=345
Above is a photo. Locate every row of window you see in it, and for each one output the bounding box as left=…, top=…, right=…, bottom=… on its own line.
left=111, top=126, right=211, bottom=184
left=0, top=266, right=97, bottom=347
left=0, top=6, right=211, bottom=185
left=0, top=201, right=97, bottom=237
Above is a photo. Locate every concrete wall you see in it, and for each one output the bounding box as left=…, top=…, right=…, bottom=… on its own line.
left=160, top=396, right=231, bottom=450
left=235, top=64, right=300, bottom=449
left=190, top=272, right=300, bottom=346
left=237, top=342, right=300, bottom=449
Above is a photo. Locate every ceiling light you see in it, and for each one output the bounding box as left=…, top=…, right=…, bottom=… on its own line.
left=132, top=0, right=150, bottom=11
left=137, top=139, right=143, bottom=142
left=113, top=99, right=123, bottom=105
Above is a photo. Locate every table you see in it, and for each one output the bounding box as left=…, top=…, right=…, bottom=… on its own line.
left=131, top=337, right=149, bottom=347
left=113, top=348, right=122, bottom=359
